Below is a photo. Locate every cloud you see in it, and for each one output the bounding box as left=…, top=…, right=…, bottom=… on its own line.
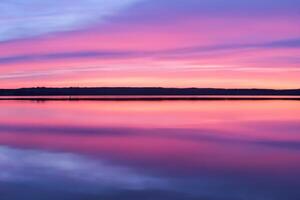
left=0, top=38, right=298, bottom=66
left=163, top=38, right=300, bottom=55
left=0, top=0, right=139, bottom=41
left=0, top=50, right=140, bottom=65
left=113, top=0, right=300, bottom=24
left=266, top=38, right=300, bottom=48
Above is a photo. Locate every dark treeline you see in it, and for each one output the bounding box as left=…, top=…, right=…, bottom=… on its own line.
left=0, top=87, right=300, bottom=96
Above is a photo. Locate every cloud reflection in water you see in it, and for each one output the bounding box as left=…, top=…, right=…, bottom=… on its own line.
left=0, top=100, right=300, bottom=199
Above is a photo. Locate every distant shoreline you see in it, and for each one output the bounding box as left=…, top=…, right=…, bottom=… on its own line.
left=1, top=96, right=300, bottom=101
left=1, top=87, right=300, bottom=97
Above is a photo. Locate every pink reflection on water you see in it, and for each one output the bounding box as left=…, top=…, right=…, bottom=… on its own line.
left=0, top=100, right=299, bottom=179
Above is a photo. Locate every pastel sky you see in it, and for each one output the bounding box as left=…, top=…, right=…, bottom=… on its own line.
left=0, top=0, right=299, bottom=89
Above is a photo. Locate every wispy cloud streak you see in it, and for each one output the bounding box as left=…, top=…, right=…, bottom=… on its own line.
left=0, top=0, right=139, bottom=41
left=0, top=0, right=299, bottom=88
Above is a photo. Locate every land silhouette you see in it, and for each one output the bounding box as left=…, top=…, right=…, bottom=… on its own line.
left=0, top=87, right=300, bottom=96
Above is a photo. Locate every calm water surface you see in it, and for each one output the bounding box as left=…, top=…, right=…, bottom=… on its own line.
left=0, top=100, right=299, bottom=200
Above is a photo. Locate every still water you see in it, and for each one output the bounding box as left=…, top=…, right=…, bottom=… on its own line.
left=0, top=99, right=299, bottom=200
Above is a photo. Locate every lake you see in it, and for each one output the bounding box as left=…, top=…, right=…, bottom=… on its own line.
left=0, top=99, right=299, bottom=200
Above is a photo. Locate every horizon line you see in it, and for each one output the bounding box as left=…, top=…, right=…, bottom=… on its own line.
left=1, top=87, right=300, bottom=91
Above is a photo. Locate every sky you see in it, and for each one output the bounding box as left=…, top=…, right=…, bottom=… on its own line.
left=0, top=0, right=299, bottom=89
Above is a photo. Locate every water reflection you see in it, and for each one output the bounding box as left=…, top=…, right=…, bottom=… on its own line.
left=0, top=100, right=299, bottom=199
